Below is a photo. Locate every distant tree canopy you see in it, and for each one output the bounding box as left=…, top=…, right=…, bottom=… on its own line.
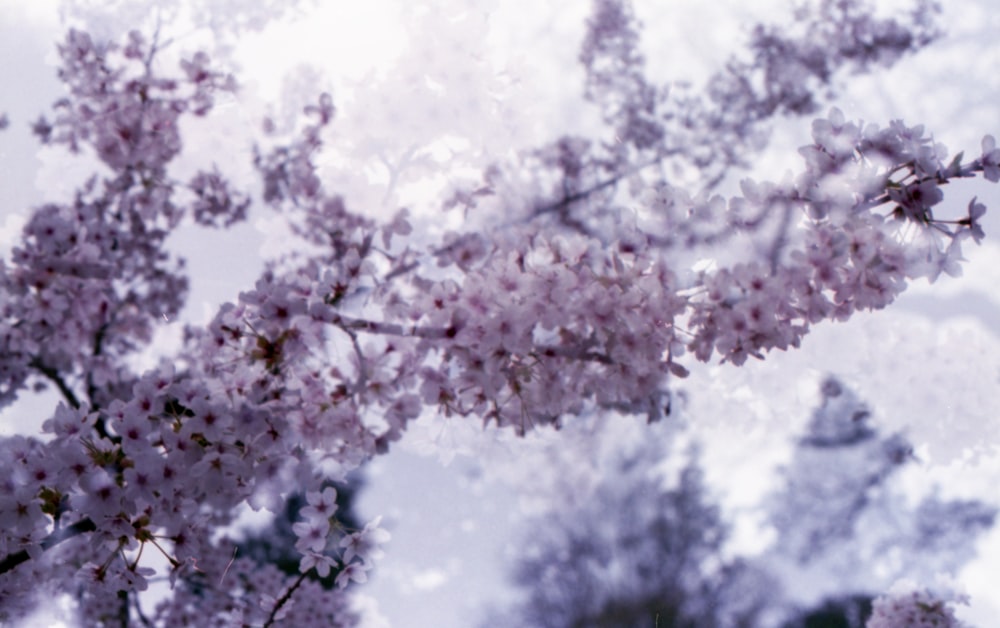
left=489, top=377, right=995, bottom=627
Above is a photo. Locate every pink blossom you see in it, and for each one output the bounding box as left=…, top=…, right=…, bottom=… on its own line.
left=300, top=487, right=339, bottom=521
left=340, top=515, right=390, bottom=566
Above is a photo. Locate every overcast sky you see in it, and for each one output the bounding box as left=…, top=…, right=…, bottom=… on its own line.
left=4, top=0, right=1000, bottom=625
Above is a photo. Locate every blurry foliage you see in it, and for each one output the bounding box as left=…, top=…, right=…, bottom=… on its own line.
left=487, top=377, right=995, bottom=627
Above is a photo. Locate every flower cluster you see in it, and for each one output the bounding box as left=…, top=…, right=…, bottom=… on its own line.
left=867, top=589, right=970, bottom=628
left=292, top=486, right=386, bottom=590
left=685, top=108, right=989, bottom=365
left=0, top=29, right=374, bottom=625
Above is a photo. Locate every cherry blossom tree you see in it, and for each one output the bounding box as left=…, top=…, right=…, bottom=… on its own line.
left=0, top=0, right=995, bottom=625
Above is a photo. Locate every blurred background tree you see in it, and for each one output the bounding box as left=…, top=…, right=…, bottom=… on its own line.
left=485, top=377, right=995, bottom=628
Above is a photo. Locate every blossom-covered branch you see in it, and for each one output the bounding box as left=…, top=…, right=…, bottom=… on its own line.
left=0, top=0, right=991, bottom=625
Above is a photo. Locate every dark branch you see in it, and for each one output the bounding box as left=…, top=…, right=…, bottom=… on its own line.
left=0, top=517, right=96, bottom=575
left=262, top=571, right=308, bottom=627
left=29, top=358, right=81, bottom=410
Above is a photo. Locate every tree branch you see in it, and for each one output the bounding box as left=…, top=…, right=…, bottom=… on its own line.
left=29, top=358, right=81, bottom=410
left=262, top=571, right=308, bottom=627
left=0, top=517, right=96, bottom=575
